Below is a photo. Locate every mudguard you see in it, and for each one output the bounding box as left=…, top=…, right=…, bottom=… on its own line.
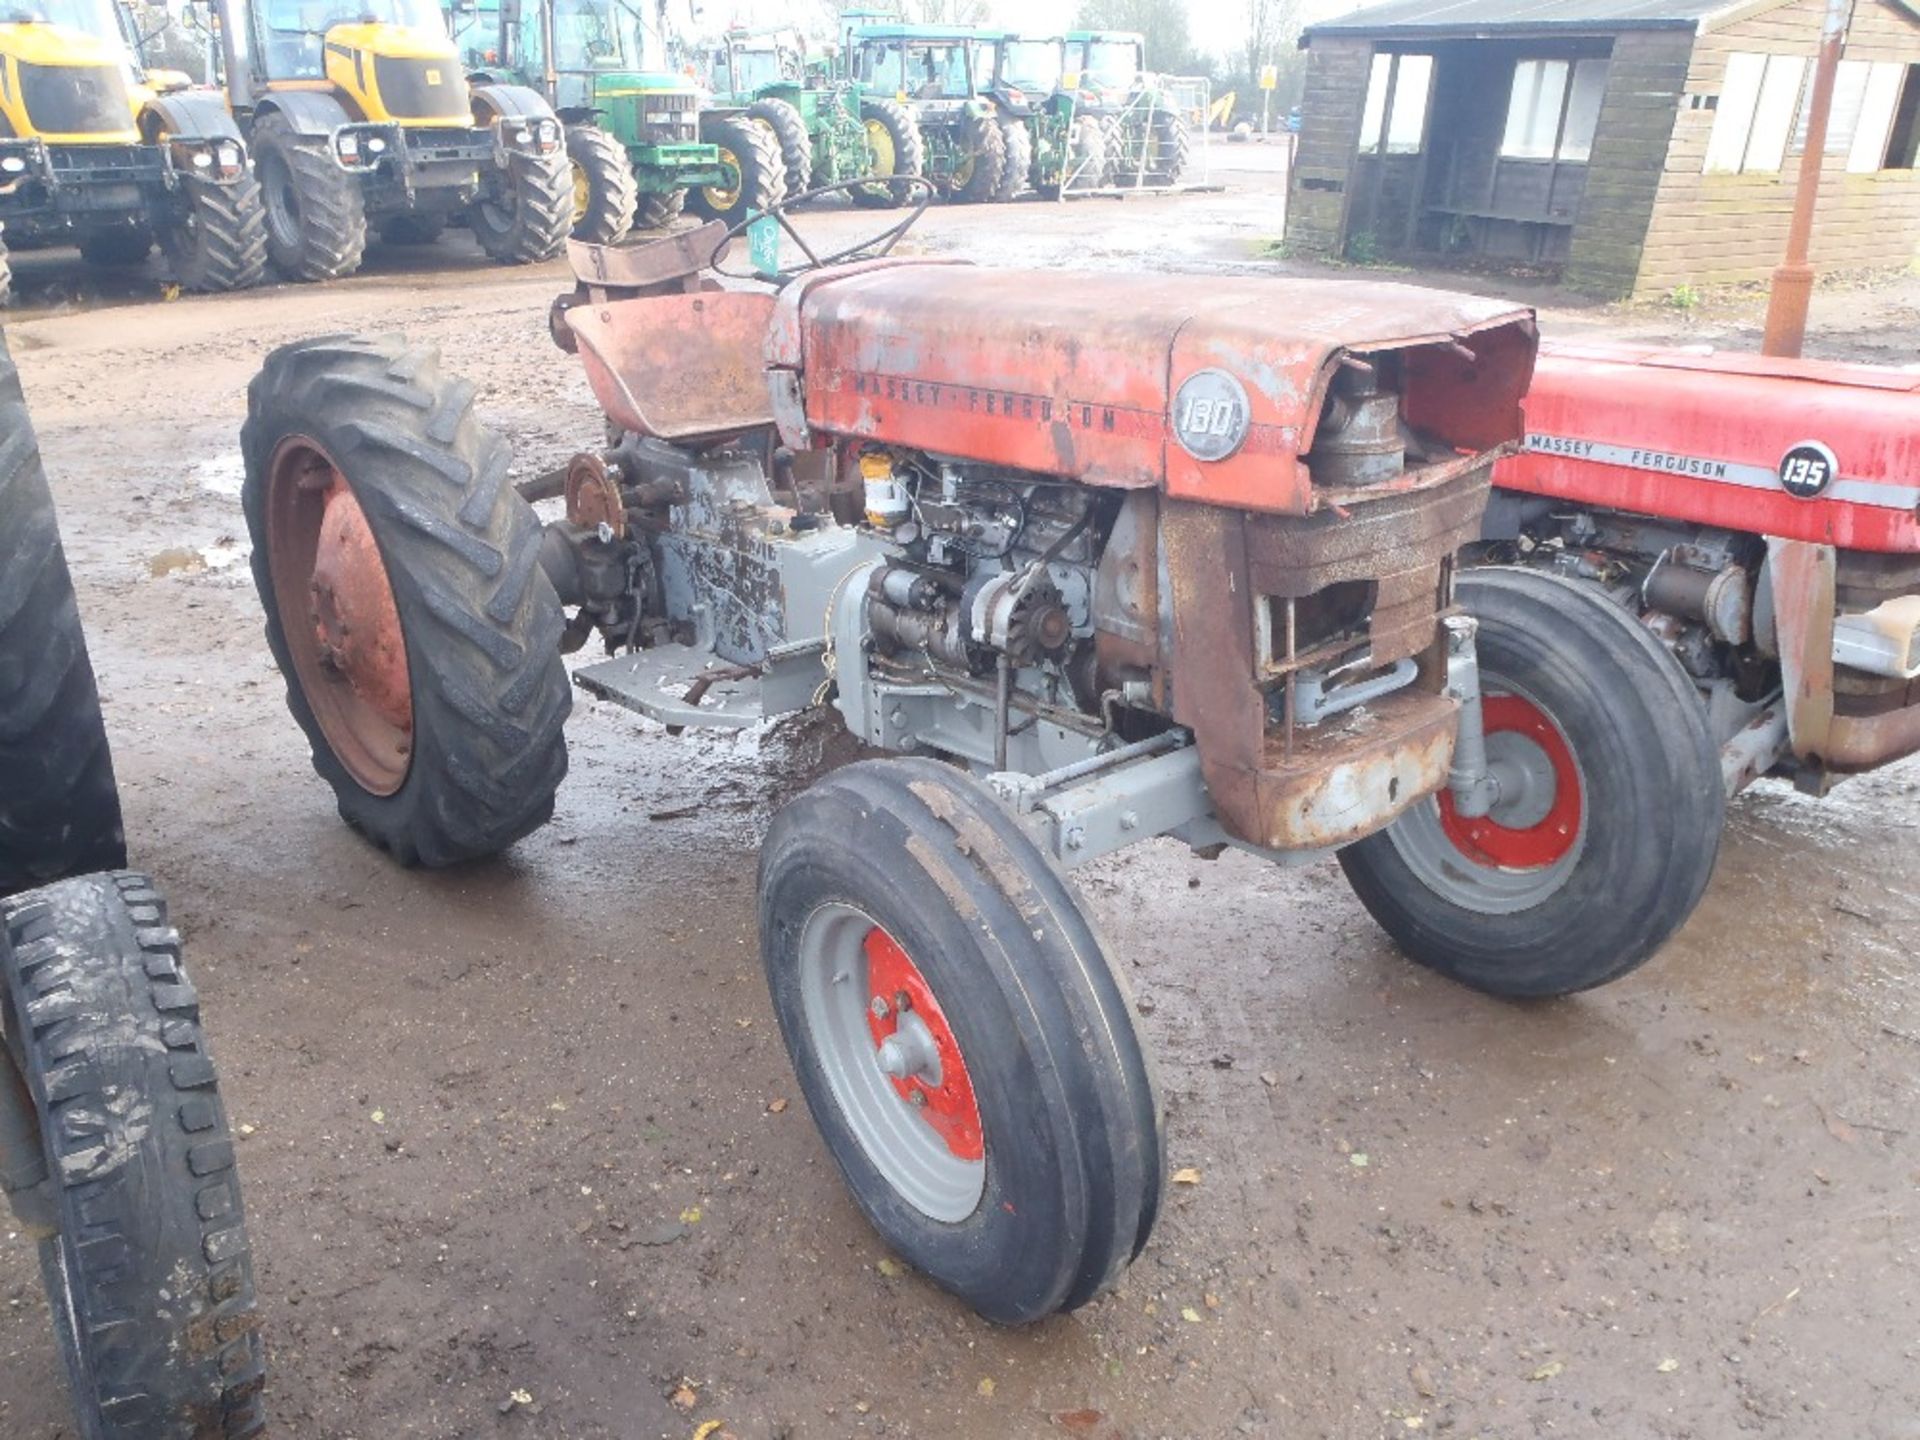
left=470, top=82, right=556, bottom=123
left=256, top=90, right=355, bottom=136
left=140, top=90, right=246, bottom=144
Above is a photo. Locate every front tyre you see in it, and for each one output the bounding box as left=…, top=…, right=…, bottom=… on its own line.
left=157, top=173, right=270, bottom=293
left=564, top=126, right=637, bottom=244
left=240, top=335, right=571, bottom=866
left=853, top=98, right=925, bottom=209
left=1339, top=567, right=1723, bottom=997
left=994, top=116, right=1032, bottom=201
left=470, top=148, right=572, bottom=264
left=760, top=758, right=1163, bottom=1325
left=687, top=115, right=786, bottom=227
left=2, top=873, right=266, bottom=1438
left=252, top=113, right=366, bottom=281
left=949, top=108, right=1006, bottom=204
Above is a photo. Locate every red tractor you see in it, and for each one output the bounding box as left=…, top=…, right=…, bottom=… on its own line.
left=1487, top=343, right=1920, bottom=808
left=238, top=190, right=1723, bottom=1323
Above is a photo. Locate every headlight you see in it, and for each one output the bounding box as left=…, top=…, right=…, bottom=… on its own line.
left=513, top=126, right=531, bottom=144
left=366, top=136, right=387, bottom=154
left=1, top=156, right=27, bottom=174
left=335, top=132, right=360, bottom=161
left=217, top=144, right=240, bottom=168
left=190, top=151, right=212, bottom=168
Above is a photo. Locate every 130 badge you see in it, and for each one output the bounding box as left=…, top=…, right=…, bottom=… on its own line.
left=1778, top=440, right=1838, bottom=500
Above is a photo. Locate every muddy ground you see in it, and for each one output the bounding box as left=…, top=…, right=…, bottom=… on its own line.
left=2, top=150, right=1918, bottom=1440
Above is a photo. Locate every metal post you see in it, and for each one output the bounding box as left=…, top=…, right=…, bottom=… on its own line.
left=1761, top=0, right=1852, bottom=357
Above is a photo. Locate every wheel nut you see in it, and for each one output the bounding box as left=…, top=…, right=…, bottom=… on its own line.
left=907, top=1090, right=926, bottom=1108
left=870, top=995, right=890, bottom=1020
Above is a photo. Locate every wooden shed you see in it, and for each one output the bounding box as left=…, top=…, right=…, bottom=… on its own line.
left=1286, top=0, right=1920, bottom=297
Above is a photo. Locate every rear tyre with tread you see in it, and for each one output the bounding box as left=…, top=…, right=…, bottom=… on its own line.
left=470, top=148, right=572, bottom=264
left=760, top=758, right=1163, bottom=1325
left=252, top=113, right=367, bottom=281
left=950, top=108, right=1005, bottom=204
left=1338, top=567, right=1723, bottom=997
left=634, top=187, right=687, bottom=231
left=994, top=116, right=1031, bottom=201
left=564, top=125, right=637, bottom=244
left=0, top=330, right=125, bottom=897
left=2, top=872, right=266, bottom=1438
left=853, top=98, right=924, bottom=209
left=1144, top=109, right=1189, bottom=186
left=157, top=174, right=270, bottom=293
left=748, top=98, right=813, bottom=200
left=240, top=335, right=571, bottom=866
left=1040, top=116, right=1105, bottom=197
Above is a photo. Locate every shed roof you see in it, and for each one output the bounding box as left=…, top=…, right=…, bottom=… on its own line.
left=1303, top=0, right=1749, bottom=41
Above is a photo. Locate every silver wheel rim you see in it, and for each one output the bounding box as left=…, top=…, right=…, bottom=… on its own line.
left=1385, top=683, right=1588, bottom=915
left=797, top=902, right=986, bottom=1224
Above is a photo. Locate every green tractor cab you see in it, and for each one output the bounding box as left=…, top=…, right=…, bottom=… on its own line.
left=450, top=0, right=730, bottom=238
left=843, top=21, right=1000, bottom=205
left=1061, top=28, right=1188, bottom=189
left=983, top=31, right=1106, bottom=199
left=705, top=25, right=922, bottom=210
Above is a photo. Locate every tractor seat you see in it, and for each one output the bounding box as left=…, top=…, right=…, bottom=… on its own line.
left=565, top=291, right=778, bottom=444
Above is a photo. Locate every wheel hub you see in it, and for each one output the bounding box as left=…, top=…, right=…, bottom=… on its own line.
left=309, top=482, right=412, bottom=735
left=864, top=929, right=982, bottom=1162
left=1439, top=693, right=1581, bottom=869
left=265, top=436, right=414, bottom=797
left=865, top=119, right=896, bottom=174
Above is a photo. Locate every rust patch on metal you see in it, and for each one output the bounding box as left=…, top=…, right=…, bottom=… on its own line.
left=1767, top=538, right=1838, bottom=761
left=567, top=292, right=778, bottom=443
left=564, top=452, right=625, bottom=538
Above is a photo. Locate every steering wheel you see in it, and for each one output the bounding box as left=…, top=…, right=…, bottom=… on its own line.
left=711, top=175, right=935, bottom=287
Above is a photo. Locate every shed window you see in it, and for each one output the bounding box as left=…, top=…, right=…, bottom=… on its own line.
left=1500, top=58, right=1608, bottom=161
left=1793, top=60, right=1919, bottom=171
left=1887, top=65, right=1920, bottom=168
left=1358, top=51, right=1433, bottom=155
left=1704, top=52, right=1806, bottom=173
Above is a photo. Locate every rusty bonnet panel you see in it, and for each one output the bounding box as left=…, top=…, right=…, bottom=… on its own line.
left=779, top=263, right=1533, bottom=515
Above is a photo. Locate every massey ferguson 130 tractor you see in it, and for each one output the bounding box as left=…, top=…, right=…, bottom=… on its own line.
left=1486, top=343, right=1920, bottom=810
left=239, top=199, right=1722, bottom=1322
left=0, top=0, right=268, bottom=302
left=0, top=328, right=264, bottom=1433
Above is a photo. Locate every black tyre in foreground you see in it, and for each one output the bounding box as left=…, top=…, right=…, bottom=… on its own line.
left=157, top=174, right=271, bottom=293
left=853, top=98, right=925, bottom=209
left=0, top=330, right=125, bottom=898
left=241, top=335, right=571, bottom=866
left=1339, top=567, right=1724, bottom=997
left=760, top=758, right=1163, bottom=1325
left=252, top=113, right=368, bottom=281
left=1, top=872, right=265, bottom=1438
left=469, top=149, right=573, bottom=264
left=564, top=125, right=638, bottom=244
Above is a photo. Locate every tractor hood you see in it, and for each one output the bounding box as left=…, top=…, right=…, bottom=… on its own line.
left=768, top=261, right=1537, bottom=515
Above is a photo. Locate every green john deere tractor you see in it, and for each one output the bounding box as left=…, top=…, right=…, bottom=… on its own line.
left=844, top=21, right=1000, bottom=204
left=981, top=31, right=1107, bottom=200
left=1061, top=29, right=1187, bottom=189
left=703, top=25, right=921, bottom=208
left=451, top=0, right=744, bottom=239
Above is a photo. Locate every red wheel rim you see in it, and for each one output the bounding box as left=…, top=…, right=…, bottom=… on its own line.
left=862, top=927, right=984, bottom=1163
left=264, top=436, right=414, bottom=797
left=1438, top=693, right=1581, bottom=869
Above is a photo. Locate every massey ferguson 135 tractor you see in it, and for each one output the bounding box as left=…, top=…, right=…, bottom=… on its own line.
left=0, top=328, right=264, bottom=1434
left=1486, top=343, right=1920, bottom=810
left=239, top=199, right=1722, bottom=1322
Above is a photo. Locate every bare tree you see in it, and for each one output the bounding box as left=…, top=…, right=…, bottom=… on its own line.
left=1072, top=0, right=1197, bottom=74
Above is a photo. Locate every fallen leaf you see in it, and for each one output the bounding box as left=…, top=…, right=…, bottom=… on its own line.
left=1404, top=1419, right=1424, bottom=1432
left=1350, top=1153, right=1371, bottom=1168
left=1819, top=1105, right=1859, bottom=1145
left=670, top=1384, right=698, bottom=1412
left=1260, top=1071, right=1279, bottom=1088
left=977, top=1378, right=996, bottom=1398
left=548, top=1101, right=569, bottom=1113
left=1181, top=1306, right=1203, bottom=1323
left=877, top=1257, right=904, bottom=1278
left=370, top=1110, right=385, bottom=1125
left=1656, top=1358, right=1679, bottom=1374
left=1410, top=1362, right=1436, bottom=1398
left=1171, top=1166, right=1203, bottom=1186
left=237, top=1123, right=256, bottom=1137
left=1052, top=1410, right=1106, bottom=1433
left=693, top=1423, right=725, bottom=1440
left=1203, top=1292, right=1221, bottom=1310
left=1529, top=1360, right=1564, bottom=1382
left=679, top=1205, right=703, bottom=1224
left=767, top=1097, right=788, bottom=1114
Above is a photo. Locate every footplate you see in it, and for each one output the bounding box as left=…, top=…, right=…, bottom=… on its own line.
left=574, top=645, right=764, bottom=731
